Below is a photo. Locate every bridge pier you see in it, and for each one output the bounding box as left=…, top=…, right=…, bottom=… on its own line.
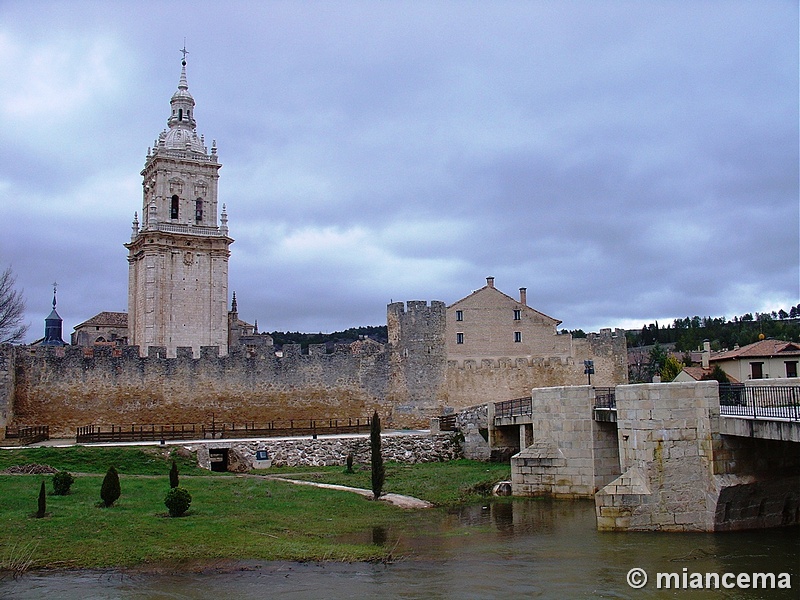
left=505, top=381, right=800, bottom=532
left=509, top=386, right=620, bottom=498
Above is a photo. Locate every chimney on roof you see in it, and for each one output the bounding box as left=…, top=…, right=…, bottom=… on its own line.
left=702, top=340, right=710, bottom=369
left=486, top=276, right=495, bottom=288
left=519, top=288, right=527, bottom=305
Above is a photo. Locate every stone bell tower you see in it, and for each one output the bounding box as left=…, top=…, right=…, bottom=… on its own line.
left=125, top=51, right=233, bottom=357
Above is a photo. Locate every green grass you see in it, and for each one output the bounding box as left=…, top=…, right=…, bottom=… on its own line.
left=0, top=454, right=511, bottom=569
left=0, top=446, right=205, bottom=476
left=263, top=459, right=511, bottom=506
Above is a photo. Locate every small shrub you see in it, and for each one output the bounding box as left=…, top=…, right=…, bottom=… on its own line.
left=165, top=487, right=192, bottom=517
left=52, top=471, right=75, bottom=496
left=169, top=461, right=179, bottom=489
left=100, top=466, right=121, bottom=507
left=36, top=481, right=46, bottom=518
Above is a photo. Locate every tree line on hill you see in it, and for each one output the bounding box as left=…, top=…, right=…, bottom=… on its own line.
left=268, top=325, right=388, bottom=350
left=626, top=306, right=800, bottom=352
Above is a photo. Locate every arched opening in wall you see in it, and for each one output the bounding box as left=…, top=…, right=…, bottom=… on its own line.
left=195, top=198, right=203, bottom=222
left=209, top=448, right=229, bottom=472
left=171, top=195, right=179, bottom=219
left=178, top=108, right=183, bottom=121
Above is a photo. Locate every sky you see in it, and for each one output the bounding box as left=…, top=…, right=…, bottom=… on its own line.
left=0, top=1, right=798, bottom=342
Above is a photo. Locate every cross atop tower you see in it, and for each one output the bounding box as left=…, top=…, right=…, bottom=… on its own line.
left=180, top=43, right=189, bottom=65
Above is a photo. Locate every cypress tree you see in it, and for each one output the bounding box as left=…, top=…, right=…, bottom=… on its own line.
left=169, top=460, right=179, bottom=489
left=370, top=410, right=385, bottom=500
left=36, top=480, right=46, bottom=518
left=100, top=466, right=121, bottom=507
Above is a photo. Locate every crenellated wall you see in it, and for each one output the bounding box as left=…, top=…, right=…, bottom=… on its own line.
left=6, top=301, right=628, bottom=438
left=11, top=342, right=388, bottom=437
left=444, top=329, right=627, bottom=410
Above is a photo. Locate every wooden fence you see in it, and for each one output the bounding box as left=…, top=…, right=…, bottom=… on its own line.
left=76, top=418, right=372, bottom=444
left=4, top=425, right=50, bottom=446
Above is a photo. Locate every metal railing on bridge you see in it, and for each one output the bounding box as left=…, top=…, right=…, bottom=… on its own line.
left=593, top=387, right=616, bottom=409
left=494, top=396, right=533, bottom=419
left=75, top=418, right=372, bottom=444
left=719, top=384, right=800, bottom=421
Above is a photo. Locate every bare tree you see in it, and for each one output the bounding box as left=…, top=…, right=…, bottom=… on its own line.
left=0, top=266, right=28, bottom=344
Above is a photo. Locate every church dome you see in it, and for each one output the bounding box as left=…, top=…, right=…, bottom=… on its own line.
left=163, top=126, right=206, bottom=153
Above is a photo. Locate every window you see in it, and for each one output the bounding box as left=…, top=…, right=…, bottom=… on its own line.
left=456, top=310, right=463, bottom=321
left=786, top=361, right=798, bottom=378
left=514, top=309, right=521, bottom=321
left=195, top=199, right=203, bottom=222
left=750, top=362, right=764, bottom=379
left=171, top=195, right=179, bottom=219
left=456, top=333, right=464, bottom=345
left=178, top=108, right=183, bottom=121
left=514, top=332, right=522, bottom=343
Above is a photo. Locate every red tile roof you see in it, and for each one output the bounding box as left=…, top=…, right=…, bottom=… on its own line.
left=711, top=339, right=800, bottom=361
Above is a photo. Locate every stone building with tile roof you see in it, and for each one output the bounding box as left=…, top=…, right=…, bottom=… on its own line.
left=71, top=312, right=129, bottom=346
left=710, top=338, right=800, bottom=381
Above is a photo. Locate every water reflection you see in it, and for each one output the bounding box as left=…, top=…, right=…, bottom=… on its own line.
left=2, top=499, right=798, bottom=600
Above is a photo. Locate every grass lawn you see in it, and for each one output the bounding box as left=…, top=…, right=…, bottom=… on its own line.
left=0, top=447, right=510, bottom=569
left=265, top=460, right=511, bottom=506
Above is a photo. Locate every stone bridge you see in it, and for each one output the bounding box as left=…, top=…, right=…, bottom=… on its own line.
left=485, top=380, right=800, bottom=532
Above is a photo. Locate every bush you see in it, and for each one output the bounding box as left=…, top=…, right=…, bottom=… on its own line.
left=169, top=461, right=179, bottom=489
left=100, top=466, right=121, bottom=507
left=52, top=471, right=75, bottom=496
left=164, top=487, right=192, bottom=517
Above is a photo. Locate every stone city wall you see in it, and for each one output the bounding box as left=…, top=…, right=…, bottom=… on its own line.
left=11, top=343, right=389, bottom=437
left=194, top=432, right=461, bottom=471
left=5, top=305, right=630, bottom=438
left=444, top=330, right=627, bottom=410
left=0, top=345, right=14, bottom=435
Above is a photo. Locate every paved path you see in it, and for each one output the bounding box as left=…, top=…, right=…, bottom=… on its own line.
left=263, top=476, right=433, bottom=509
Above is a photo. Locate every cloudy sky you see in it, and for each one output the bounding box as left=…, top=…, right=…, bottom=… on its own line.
left=1, top=1, right=797, bottom=342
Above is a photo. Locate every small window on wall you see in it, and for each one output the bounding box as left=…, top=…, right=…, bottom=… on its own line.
left=195, top=199, right=203, bottom=222
left=750, top=362, right=764, bottom=379
left=171, top=195, right=179, bottom=219
left=514, top=309, right=521, bottom=321
left=514, top=331, right=522, bottom=343
left=456, top=310, right=463, bottom=321
left=786, top=361, right=798, bottom=378
left=456, top=333, right=464, bottom=345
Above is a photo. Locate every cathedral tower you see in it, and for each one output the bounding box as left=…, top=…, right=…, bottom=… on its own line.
left=125, top=53, right=232, bottom=357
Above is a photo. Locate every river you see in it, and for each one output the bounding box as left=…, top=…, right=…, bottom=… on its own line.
left=1, top=499, right=797, bottom=599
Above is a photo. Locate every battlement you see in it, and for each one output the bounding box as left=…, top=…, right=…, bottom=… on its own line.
left=587, top=328, right=626, bottom=340
left=387, top=300, right=446, bottom=316
left=15, top=340, right=385, bottom=366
